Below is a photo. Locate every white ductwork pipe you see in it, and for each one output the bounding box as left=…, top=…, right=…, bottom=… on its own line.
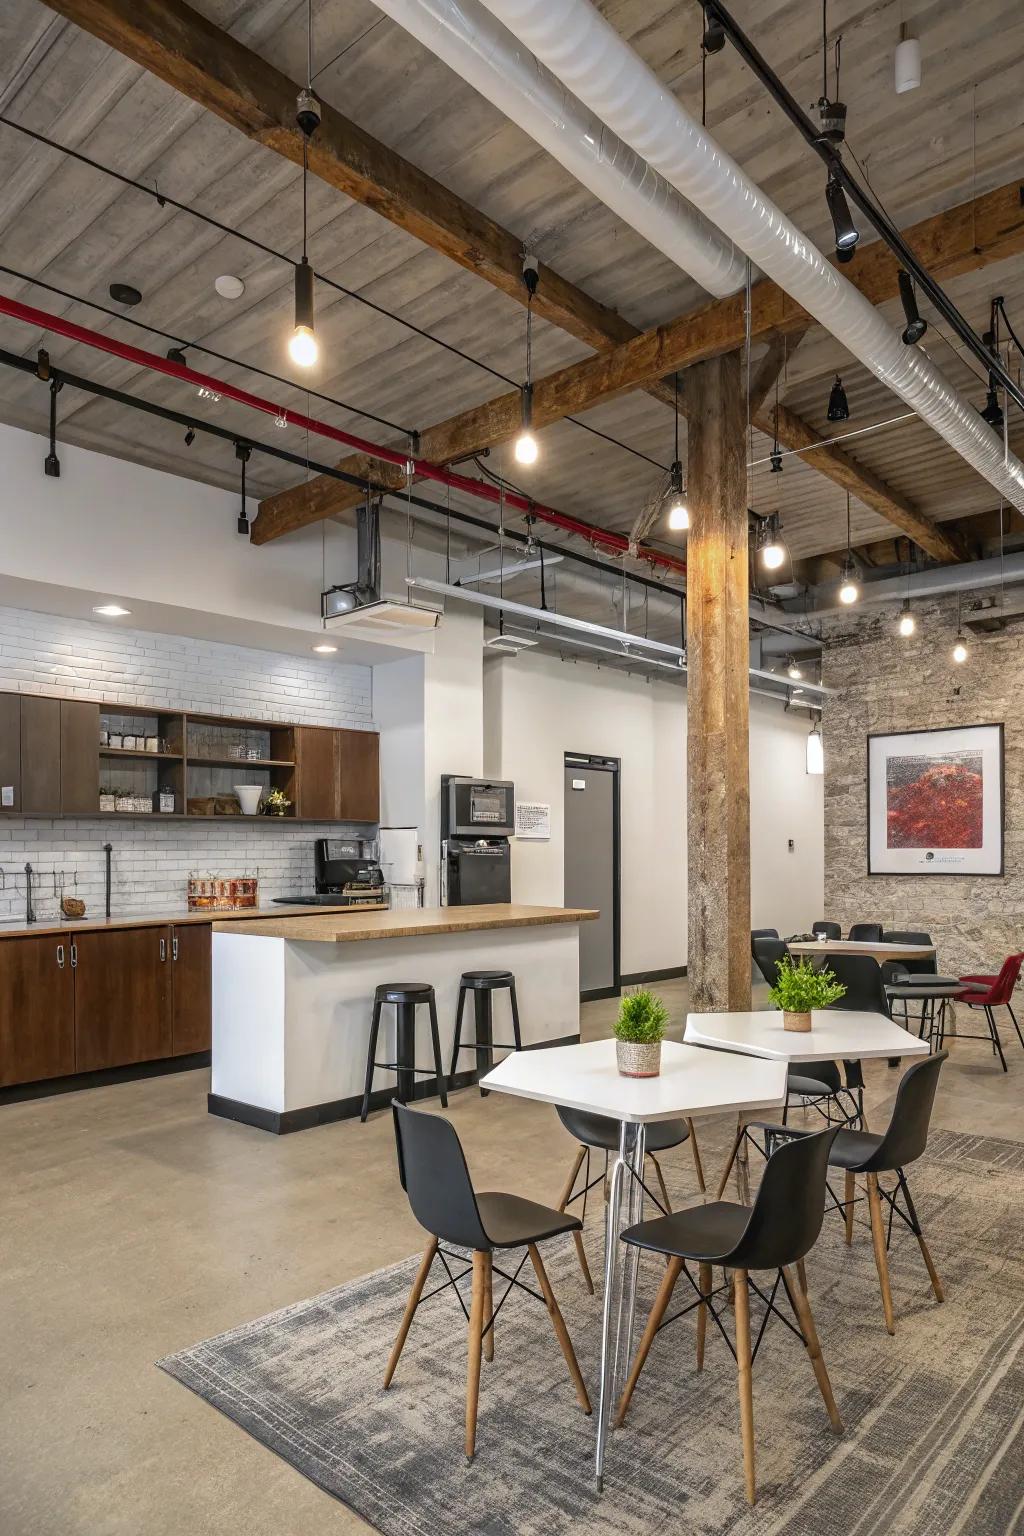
left=371, top=0, right=747, bottom=297
left=478, top=0, right=1024, bottom=514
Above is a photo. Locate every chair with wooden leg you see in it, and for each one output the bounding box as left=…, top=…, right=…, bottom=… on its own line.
left=386, top=1101, right=592, bottom=1460
left=614, top=1126, right=842, bottom=1507
left=554, top=1105, right=707, bottom=1293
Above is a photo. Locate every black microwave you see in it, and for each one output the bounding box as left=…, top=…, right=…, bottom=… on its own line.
left=443, top=776, right=515, bottom=838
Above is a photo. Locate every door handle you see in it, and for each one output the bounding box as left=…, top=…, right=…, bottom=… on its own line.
left=159, top=937, right=167, bottom=962
left=172, top=935, right=179, bottom=962
left=56, top=943, right=65, bottom=969
left=70, top=942, right=78, bottom=969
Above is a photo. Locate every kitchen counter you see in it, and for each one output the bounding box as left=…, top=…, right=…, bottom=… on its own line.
left=211, top=904, right=598, bottom=1132
left=0, top=903, right=384, bottom=940
left=213, top=903, right=598, bottom=943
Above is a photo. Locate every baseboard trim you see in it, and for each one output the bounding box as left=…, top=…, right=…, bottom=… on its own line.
left=620, top=966, right=687, bottom=986
left=208, top=1032, right=581, bottom=1135
left=0, top=1051, right=210, bottom=1105
left=579, top=985, right=620, bottom=1003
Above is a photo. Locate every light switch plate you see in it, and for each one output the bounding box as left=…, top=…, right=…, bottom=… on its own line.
left=1, top=785, right=13, bottom=807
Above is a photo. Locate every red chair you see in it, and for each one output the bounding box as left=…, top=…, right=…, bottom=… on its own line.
left=953, top=955, right=1024, bottom=1072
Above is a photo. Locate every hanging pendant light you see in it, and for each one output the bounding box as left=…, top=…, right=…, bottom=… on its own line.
left=952, top=591, right=968, bottom=663
left=513, top=256, right=540, bottom=465
left=665, top=372, right=689, bottom=529
left=787, top=658, right=803, bottom=680
left=289, top=0, right=321, bottom=369
left=897, top=603, right=915, bottom=636
left=898, top=270, right=927, bottom=345
left=757, top=511, right=786, bottom=570
left=837, top=492, right=859, bottom=603
left=827, top=374, right=850, bottom=421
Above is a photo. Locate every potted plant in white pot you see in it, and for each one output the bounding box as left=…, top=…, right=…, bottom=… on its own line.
left=768, top=954, right=846, bottom=1032
left=614, top=988, right=669, bottom=1077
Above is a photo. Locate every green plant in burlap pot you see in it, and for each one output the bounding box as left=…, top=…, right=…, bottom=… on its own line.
left=613, top=988, right=669, bottom=1077
left=768, top=954, right=846, bottom=1032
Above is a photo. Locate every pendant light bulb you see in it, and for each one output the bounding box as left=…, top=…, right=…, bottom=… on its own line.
left=758, top=512, right=785, bottom=570
left=665, top=458, right=688, bottom=530
left=952, top=634, right=968, bottom=664
left=787, top=659, right=803, bottom=680
left=838, top=552, right=859, bottom=604
left=514, top=382, right=537, bottom=465
left=898, top=605, right=916, bottom=637
left=762, top=542, right=785, bottom=571
left=289, top=255, right=318, bottom=368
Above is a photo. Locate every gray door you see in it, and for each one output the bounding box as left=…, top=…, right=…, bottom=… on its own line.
left=564, top=759, right=618, bottom=997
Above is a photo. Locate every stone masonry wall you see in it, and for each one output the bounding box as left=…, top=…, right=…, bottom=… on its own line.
left=822, top=593, right=1022, bottom=974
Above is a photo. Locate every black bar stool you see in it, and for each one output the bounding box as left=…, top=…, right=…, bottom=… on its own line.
left=360, top=983, right=447, bottom=1123
left=449, top=970, right=522, bottom=1094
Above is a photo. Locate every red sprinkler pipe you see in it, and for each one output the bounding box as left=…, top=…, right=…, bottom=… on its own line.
left=0, top=294, right=686, bottom=576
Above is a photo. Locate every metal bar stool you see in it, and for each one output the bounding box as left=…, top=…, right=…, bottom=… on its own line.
left=360, top=982, right=447, bottom=1123
left=448, top=970, right=523, bottom=1095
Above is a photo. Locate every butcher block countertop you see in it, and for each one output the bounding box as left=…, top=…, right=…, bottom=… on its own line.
left=213, top=903, right=600, bottom=943
left=0, top=903, right=380, bottom=940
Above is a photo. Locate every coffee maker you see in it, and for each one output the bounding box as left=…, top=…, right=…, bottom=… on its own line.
left=314, top=837, right=385, bottom=904
left=440, top=776, right=514, bottom=906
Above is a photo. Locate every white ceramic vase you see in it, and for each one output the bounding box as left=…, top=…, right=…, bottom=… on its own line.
left=234, top=784, right=263, bottom=816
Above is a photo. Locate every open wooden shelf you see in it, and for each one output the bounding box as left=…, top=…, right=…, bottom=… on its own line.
left=99, top=749, right=184, bottom=762
left=187, top=756, right=295, bottom=769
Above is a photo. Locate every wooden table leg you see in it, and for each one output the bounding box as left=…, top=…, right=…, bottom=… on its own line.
left=734, top=1269, right=756, bottom=1506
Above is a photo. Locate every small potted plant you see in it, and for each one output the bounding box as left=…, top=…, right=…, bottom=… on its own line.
left=614, top=988, right=669, bottom=1077
left=768, top=955, right=846, bottom=1032
left=263, top=787, right=291, bottom=817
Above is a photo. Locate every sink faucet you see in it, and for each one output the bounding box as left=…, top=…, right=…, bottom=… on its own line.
left=103, top=843, right=113, bottom=920
left=24, top=862, right=34, bottom=925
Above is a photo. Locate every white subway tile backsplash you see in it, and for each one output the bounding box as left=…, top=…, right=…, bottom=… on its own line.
left=0, top=605, right=375, bottom=921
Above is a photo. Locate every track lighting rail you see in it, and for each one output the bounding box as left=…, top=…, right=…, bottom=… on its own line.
left=700, top=0, right=1024, bottom=415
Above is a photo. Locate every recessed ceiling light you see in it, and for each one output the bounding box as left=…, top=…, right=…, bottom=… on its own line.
left=92, top=603, right=131, bottom=618
left=215, top=274, right=245, bottom=299
left=312, top=642, right=338, bottom=654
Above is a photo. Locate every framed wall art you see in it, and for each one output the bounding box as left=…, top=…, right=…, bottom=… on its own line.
left=867, top=723, right=1004, bottom=876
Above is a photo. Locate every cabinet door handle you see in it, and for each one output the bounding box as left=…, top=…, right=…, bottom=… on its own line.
left=159, top=937, right=167, bottom=962
left=172, top=935, right=179, bottom=962
left=70, top=942, right=77, bottom=969
left=56, top=943, right=65, bottom=969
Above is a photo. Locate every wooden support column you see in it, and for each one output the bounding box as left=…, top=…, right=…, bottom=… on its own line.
left=686, top=351, right=751, bottom=1012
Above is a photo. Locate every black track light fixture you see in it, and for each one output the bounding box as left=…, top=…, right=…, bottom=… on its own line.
left=108, top=282, right=142, bottom=307
left=166, top=345, right=188, bottom=365
left=898, top=271, right=928, bottom=345
left=827, top=374, right=850, bottom=422
left=980, top=376, right=1004, bottom=431
left=825, top=173, right=859, bottom=255
left=702, top=14, right=725, bottom=52
left=44, top=376, right=62, bottom=477
left=235, top=442, right=252, bottom=536
left=183, top=427, right=196, bottom=448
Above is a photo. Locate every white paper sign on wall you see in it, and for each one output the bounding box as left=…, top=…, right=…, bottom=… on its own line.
left=515, top=801, right=551, bottom=840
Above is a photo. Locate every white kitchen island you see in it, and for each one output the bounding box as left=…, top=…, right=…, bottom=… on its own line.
left=209, top=904, right=598, bottom=1132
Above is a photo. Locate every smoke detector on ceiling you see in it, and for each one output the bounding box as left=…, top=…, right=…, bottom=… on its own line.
left=215, top=274, right=245, bottom=299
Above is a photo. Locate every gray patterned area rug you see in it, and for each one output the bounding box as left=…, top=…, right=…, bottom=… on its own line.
left=159, top=1128, right=1024, bottom=1535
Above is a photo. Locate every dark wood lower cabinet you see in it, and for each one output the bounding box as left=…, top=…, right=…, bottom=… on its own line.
left=171, top=924, right=212, bottom=1054
left=0, top=935, right=75, bottom=1086
left=73, top=927, right=172, bottom=1072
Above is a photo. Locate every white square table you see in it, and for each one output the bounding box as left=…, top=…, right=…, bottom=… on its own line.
left=683, top=1009, right=929, bottom=1202
left=480, top=1037, right=787, bottom=1489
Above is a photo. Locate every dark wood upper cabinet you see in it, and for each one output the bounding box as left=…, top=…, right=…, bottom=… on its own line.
left=0, top=693, right=20, bottom=811
left=170, top=924, right=212, bottom=1055
left=339, top=729, right=380, bottom=822
left=60, top=700, right=100, bottom=815
left=74, top=927, right=172, bottom=1072
left=0, top=934, right=75, bottom=1086
left=20, top=696, right=61, bottom=813
left=294, top=726, right=340, bottom=820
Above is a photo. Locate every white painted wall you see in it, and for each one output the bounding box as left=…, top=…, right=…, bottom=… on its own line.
left=483, top=652, right=825, bottom=974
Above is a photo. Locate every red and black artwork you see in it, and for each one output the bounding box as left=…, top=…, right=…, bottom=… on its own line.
left=885, top=751, right=984, bottom=849
left=868, top=723, right=1003, bottom=876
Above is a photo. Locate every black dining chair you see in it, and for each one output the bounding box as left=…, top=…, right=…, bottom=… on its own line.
left=848, top=922, right=884, bottom=943
left=770, top=1053, right=948, bottom=1336
left=750, top=927, right=779, bottom=947
left=813, top=920, right=842, bottom=940
left=615, top=1127, right=843, bottom=1506
left=824, top=953, right=895, bottom=1125
left=555, top=1106, right=706, bottom=1292
left=753, top=938, right=850, bottom=1123
left=386, top=1101, right=591, bottom=1460
left=881, top=930, right=939, bottom=1032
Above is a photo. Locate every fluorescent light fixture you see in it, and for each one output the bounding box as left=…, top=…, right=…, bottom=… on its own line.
left=503, top=625, right=682, bottom=672
left=458, top=554, right=563, bottom=586
left=312, top=642, right=338, bottom=653
left=92, top=603, right=131, bottom=617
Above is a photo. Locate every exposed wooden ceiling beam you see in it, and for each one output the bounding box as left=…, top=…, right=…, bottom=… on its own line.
left=254, top=177, right=1024, bottom=545
left=753, top=403, right=969, bottom=564
left=40, top=0, right=637, bottom=351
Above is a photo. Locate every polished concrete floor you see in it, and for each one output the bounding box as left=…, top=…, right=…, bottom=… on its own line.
left=2, top=979, right=1021, bottom=1535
